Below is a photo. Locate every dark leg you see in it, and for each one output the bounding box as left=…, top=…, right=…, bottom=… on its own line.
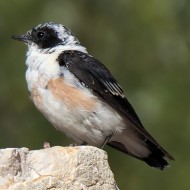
left=100, top=134, right=113, bottom=149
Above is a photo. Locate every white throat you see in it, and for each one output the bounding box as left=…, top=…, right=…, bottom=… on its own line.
left=25, top=43, right=88, bottom=92
left=26, top=43, right=87, bottom=67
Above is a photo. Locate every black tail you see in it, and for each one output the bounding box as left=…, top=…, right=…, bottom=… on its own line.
left=108, top=130, right=174, bottom=170
left=141, top=139, right=172, bottom=169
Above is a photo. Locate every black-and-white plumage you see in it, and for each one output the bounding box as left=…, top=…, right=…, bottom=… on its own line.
left=12, top=22, right=174, bottom=169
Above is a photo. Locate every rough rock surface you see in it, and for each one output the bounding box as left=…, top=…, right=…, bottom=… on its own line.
left=0, top=146, right=118, bottom=190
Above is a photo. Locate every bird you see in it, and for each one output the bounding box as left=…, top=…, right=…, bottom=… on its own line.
left=12, top=22, right=174, bottom=169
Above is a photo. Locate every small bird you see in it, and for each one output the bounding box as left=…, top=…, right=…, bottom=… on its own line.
left=12, top=22, right=174, bottom=169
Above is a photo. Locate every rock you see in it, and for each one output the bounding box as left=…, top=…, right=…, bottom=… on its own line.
left=0, top=146, right=118, bottom=190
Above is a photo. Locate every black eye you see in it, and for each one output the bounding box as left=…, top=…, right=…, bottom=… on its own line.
left=32, top=27, right=62, bottom=49
left=37, top=31, right=45, bottom=39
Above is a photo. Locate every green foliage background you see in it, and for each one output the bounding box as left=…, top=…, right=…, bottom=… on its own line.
left=0, top=0, right=189, bottom=189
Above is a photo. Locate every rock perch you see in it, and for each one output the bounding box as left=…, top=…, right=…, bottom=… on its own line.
left=0, top=146, right=118, bottom=190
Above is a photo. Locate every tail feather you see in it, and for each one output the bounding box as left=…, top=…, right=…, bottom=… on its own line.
left=142, top=139, right=173, bottom=169
left=108, top=129, right=174, bottom=170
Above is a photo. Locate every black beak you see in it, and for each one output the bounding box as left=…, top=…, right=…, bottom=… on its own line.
left=11, top=34, right=30, bottom=43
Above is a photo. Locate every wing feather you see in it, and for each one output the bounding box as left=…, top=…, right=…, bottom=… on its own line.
left=57, top=50, right=174, bottom=161
left=58, top=50, right=143, bottom=127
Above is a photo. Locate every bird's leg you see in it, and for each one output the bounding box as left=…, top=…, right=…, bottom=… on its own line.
left=100, top=134, right=113, bottom=149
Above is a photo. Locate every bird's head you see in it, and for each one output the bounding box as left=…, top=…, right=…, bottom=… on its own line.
left=12, top=22, right=86, bottom=53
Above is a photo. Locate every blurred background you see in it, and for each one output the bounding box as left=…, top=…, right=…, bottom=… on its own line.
left=0, top=0, right=190, bottom=189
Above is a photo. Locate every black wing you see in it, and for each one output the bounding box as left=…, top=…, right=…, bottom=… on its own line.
left=58, top=50, right=174, bottom=166
left=58, top=50, right=144, bottom=127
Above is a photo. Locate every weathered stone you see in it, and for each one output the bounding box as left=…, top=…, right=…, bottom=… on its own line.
left=0, top=146, right=118, bottom=190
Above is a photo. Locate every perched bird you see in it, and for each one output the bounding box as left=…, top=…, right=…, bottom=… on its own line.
left=12, top=22, right=174, bottom=169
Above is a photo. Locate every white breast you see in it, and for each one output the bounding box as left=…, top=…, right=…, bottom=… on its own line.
left=25, top=46, right=126, bottom=146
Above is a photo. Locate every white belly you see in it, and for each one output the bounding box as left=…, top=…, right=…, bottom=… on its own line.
left=30, top=84, right=125, bottom=146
